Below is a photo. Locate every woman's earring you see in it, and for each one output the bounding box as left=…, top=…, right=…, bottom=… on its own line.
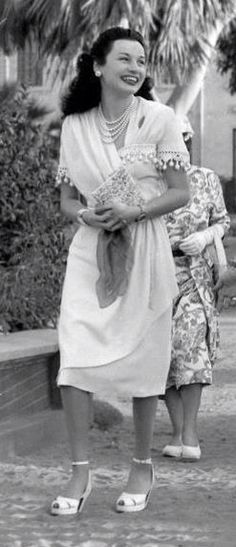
left=95, top=70, right=101, bottom=77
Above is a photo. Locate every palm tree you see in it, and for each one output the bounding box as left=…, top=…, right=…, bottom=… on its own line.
left=0, top=0, right=236, bottom=115
left=217, top=18, right=236, bottom=95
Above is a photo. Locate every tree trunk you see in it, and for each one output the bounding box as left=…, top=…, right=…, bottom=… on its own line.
left=167, top=20, right=225, bottom=116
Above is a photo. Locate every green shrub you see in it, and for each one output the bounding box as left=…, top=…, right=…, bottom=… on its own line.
left=0, top=86, right=70, bottom=332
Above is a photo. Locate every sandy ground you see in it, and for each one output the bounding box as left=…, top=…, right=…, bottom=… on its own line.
left=0, top=309, right=236, bottom=547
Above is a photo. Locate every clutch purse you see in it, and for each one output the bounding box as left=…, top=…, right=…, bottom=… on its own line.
left=91, top=166, right=144, bottom=206
left=93, top=166, right=143, bottom=308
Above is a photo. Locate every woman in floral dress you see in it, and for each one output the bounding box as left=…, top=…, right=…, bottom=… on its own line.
left=162, top=138, right=230, bottom=460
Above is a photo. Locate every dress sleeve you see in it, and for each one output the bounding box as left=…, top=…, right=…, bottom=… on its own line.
left=55, top=119, right=74, bottom=187
left=155, top=107, right=190, bottom=172
left=207, top=171, right=230, bottom=234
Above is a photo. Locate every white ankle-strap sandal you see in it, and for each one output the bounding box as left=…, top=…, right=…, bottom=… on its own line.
left=51, top=461, right=92, bottom=516
left=116, top=457, right=154, bottom=513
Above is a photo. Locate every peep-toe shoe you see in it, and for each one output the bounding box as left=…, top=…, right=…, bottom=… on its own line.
left=51, top=460, right=92, bottom=516
left=116, top=457, right=154, bottom=513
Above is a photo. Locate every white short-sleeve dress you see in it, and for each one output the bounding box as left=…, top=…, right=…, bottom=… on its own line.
left=56, top=97, right=190, bottom=397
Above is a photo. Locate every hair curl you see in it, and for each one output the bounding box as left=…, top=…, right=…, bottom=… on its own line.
left=61, top=27, right=153, bottom=117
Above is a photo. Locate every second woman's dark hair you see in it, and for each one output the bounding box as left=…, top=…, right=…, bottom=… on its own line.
left=61, top=27, right=153, bottom=117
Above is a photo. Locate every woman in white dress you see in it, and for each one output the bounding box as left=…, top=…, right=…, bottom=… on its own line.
left=51, top=27, right=190, bottom=516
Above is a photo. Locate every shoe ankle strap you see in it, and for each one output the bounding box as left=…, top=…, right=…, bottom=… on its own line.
left=132, top=457, right=152, bottom=465
left=72, top=460, right=89, bottom=466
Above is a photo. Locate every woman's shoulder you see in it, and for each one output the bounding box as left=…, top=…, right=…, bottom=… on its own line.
left=138, top=97, right=174, bottom=119
left=61, top=113, right=78, bottom=131
left=61, top=108, right=97, bottom=132
left=189, top=164, right=214, bottom=174
left=189, top=165, right=221, bottom=192
left=189, top=165, right=219, bottom=180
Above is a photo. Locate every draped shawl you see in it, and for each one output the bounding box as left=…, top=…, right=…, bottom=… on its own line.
left=56, top=97, right=190, bottom=368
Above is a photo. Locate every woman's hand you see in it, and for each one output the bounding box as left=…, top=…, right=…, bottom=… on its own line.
left=84, top=202, right=139, bottom=232
left=179, top=226, right=225, bottom=256
left=179, top=228, right=216, bottom=256
left=179, top=232, right=208, bottom=255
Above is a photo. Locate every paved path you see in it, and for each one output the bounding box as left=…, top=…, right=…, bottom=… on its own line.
left=1, top=311, right=236, bottom=547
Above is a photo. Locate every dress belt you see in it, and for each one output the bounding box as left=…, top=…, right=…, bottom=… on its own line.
left=172, top=248, right=185, bottom=257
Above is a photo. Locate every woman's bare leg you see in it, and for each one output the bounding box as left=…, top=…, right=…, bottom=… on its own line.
left=165, top=386, right=183, bottom=445
left=180, top=383, right=202, bottom=446
left=124, top=395, right=158, bottom=494
left=60, top=386, right=92, bottom=498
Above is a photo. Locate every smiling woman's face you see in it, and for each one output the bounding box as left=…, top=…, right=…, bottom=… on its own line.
left=95, top=39, right=147, bottom=97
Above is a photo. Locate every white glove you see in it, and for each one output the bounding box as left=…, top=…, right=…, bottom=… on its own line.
left=179, top=225, right=224, bottom=256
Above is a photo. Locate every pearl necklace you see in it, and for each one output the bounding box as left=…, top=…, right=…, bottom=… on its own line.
left=98, top=97, right=136, bottom=143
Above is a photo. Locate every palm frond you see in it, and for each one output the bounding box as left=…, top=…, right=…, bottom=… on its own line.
left=217, top=17, right=236, bottom=93
left=148, top=0, right=236, bottom=82
left=1, top=0, right=236, bottom=83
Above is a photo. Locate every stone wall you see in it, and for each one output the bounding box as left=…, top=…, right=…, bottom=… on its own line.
left=0, top=330, right=59, bottom=421
left=0, top=354, right=59, bottom=421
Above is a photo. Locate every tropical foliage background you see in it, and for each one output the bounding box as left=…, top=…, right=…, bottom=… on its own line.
left=0, top=85, right=70, bottom=332
left=217, top=18, right=236, bottom=94
left=0, top=0, right=236, bottom=117
left=0, top=1, right=235, bottom=88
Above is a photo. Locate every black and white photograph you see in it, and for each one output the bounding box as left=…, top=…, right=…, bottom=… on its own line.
left=0, top=1, right=236, bottom=546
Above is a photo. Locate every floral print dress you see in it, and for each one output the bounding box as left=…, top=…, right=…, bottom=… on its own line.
left=165, top=166, right=230, bottom=390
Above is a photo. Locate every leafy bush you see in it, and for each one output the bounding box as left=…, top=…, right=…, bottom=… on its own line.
left=0, top=86, right=70, bottom=332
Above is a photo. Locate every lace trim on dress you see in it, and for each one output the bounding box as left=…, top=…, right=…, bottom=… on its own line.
left=156, top=150, right=190, bottom=171
left=119, top=145, right=190, bottom=172
left=55, top=166, right=74, bottom=187
left=119, top=144, right=157, bottom=165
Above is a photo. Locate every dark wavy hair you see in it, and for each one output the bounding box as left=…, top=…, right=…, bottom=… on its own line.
left=61, top=27, right=153, bottom=117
